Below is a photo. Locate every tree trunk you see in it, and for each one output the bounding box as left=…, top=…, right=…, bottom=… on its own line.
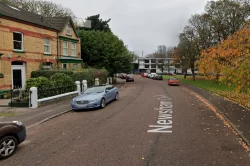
left=184, top=68, right=187, bottom=79
left=191, top=68, right=195, bottom=81
left=215, top=73, right=219, bottom=83
left=191, top=63, right=195, bottom=81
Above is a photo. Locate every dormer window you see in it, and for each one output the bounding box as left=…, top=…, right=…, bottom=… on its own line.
left=66, top=24, right=71, bottom=35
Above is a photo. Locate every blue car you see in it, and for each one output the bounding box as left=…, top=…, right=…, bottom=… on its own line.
left=71, top=85, right=119, bottom=111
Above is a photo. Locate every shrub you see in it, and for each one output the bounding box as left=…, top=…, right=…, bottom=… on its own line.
left=71, top=68, right=95, bottom=86
left=71, top=68, right=109, bottom=86
left=50, top=73, right=75, bottom=87
left=31, top=70, right=73, bottom=79
left=99, top=68, right=109, bottom=83
left=25, top=77, right=52, bottom=91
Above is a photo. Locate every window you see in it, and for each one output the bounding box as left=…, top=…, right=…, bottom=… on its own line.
left=66, top=24, right=71, bottom=35
left=151, top=64, right=156, bottom=68
left=63, top=41, right=68, bottom=56
left=42, top=62, right=52, bottom=70
left=73, top=64, right=78, bottom=70
left=151, top=59, right=156, bottom=63
left=62, top=63, right=68, bottom=70
left=106, top=85, right=114, bottom=91
left=44, top=38, right=51, bottom=54
left=71, top=43, right=76, bottom=56
left=13, top=32, right=23, bottom=51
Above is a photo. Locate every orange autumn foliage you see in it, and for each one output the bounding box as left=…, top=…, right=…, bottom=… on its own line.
left=199, top=25, right=250, bottom=94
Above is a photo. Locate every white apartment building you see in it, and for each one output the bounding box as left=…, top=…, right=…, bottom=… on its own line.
left=136, top=57, right=179, bottom=73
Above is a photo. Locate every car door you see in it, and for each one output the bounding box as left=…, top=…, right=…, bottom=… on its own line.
left=105, top=86, right=113, bottom=102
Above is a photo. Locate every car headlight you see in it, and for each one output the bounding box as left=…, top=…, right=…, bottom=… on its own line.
left=13, top=121, right=23, bottom=126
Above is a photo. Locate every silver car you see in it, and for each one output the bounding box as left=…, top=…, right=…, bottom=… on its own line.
left=71, top=85, right=119, bottom=111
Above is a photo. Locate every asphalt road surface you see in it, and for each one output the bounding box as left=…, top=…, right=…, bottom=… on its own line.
left=1, top=76, right=250, bottom=166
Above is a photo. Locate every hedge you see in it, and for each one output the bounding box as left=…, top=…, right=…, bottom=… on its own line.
left=71, top=68, right=109, bottom=86
left=25, top=73, right=76, bottom=98
left=28, top=68, right=109, bottom=88
left=50, top=73, right=75, bottom=87
left=31, top=70, right=73, bottom=79
left=26, top=76, right=52, bottom=92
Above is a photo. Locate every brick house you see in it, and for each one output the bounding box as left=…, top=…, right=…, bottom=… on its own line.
left=0, top=2, right=82, bottom=90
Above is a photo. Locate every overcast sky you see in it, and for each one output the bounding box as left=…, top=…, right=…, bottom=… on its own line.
left=47, top=0, right=209, bottom=56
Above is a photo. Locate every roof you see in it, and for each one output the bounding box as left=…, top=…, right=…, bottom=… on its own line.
left=0, top=2, right=58, bottom=30
left=44, top=17, right=69, bottom=31
left=45, top=17, right=79, bottom=37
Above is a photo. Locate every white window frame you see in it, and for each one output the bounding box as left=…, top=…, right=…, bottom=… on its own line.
left=62, top=63, right=68, bottom=70
left=13, top=32, right=24, bottom=51
left=63, top=41, right=68, bottom=56
left=71, top=43, right=76, bottom=56
left=66, top=24, right=71, bottom=35
left=44, top=38, right=51, bottom=54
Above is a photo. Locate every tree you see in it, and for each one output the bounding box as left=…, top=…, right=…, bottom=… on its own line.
left=1, top=0, right=75, bottom=18
left=204, top=0, right=250, bottom=43
left=176, top=34, right=190, bottom=78
left=78, top=30, right=133, bottom=76
left=176, top=0, right=250, bottom=81
left=78, top=14, right=112, bottom=32
left=153, top=45, right=174, bottom=73
left=199, top=24, right=250, bottom=94
left=129, top=51, right=139, bottom=61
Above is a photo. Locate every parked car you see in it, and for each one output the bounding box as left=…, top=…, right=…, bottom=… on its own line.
left=150, top=73, right=157, bottom=79
left=126, top=75, right=134, bottom=82
left=168, top=77, right=180, bottom=86
left=0, top=121, right=26, bottom=160
left=147, top=73, right=152, bottom=78
left=153, top=74, right=163, bottom=80
left=120, top=73, right=127, bottom=79
left=71, top=85, right=119, bottom=111
left=143, top=73, right=148, bottom=77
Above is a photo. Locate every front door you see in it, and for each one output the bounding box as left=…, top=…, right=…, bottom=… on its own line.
left=13, top=69, right=22, bottom=89
left=11, top=61, right=26, bottom=89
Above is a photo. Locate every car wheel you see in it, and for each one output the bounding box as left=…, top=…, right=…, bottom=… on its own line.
left=100, top=98, right=106, bottom=108
left=115, top=92, right=119, bottom=100
left=0, top=136, right=18, bottom=160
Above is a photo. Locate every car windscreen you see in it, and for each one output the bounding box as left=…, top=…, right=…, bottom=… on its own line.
left=170, top=78, right=178, bottom=80
left=84, top=86, right=105, bottom=94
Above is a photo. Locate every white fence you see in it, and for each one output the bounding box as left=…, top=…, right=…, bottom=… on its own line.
left=29, top=77, right=113, bottom=109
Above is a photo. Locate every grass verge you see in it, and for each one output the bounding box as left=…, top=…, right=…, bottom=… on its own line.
left=0, top=112, right=18, bottom=117
left=163, top=75, right=250, bottom=109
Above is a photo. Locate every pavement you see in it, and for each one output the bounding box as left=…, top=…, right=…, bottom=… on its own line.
left=181, top=83, right=250, bottom=147
left=0, top=83, right=125, bottom=128
left=1, top=75, right=250, bottom=166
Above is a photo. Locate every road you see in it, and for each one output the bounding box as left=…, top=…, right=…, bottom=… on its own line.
left=1, top=75, right=250, bottom=166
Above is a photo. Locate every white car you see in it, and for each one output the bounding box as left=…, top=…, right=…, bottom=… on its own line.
left=150, top=73, right=157, bottom=78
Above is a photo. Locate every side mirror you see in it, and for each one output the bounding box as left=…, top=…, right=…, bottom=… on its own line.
left=105, top=89, right=109, bottom=93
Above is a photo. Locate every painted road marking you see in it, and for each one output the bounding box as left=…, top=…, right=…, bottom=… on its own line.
left=148, top=95, right=173, bottom=133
